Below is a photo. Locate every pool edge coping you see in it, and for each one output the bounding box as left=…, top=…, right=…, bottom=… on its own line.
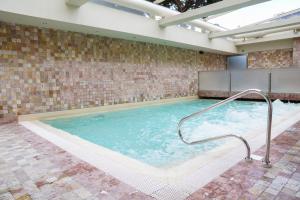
left=18, top=96, right=198, bottom=122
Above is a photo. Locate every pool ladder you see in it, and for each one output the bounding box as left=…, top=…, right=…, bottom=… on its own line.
left=177, top=89, right=273, bottom=168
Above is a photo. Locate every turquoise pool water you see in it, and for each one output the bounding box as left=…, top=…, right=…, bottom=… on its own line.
left=43, top=99, right=299, bottom=168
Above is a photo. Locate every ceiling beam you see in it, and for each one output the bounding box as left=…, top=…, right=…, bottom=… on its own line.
left=65, top=0, right=88, bottom=7
left=154, top=0, right=166, bottom=3
left=204, top=11, right=233, bottom=21
left=209, top=16, right=300, bottom=39
left=109, top=0, right=225, bottom=32
left=0, top=0, right=237, bottom=54
left=159, top=0, right=270, bottom=27
left=235, top=31, right=300, bottom=45
left=237, top=39, right=293, bottom=53
left=234, top=25, right=300, bottom=39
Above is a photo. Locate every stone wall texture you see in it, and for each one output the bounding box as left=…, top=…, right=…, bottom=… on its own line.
left=248, top=48, right=293, bottom=69
left=293, top=38, right=300, bottom=66
left=0, top=22, right=226, bottom=122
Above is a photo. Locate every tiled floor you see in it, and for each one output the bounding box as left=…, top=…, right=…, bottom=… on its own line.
left=188, top=122, right=300, bottom=200
left=0, top=122, right=300, bottom=200
left=0, top=123, right=153, bottom=200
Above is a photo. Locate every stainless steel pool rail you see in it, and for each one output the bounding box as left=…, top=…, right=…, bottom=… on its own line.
left=177, top=89, right=273, bottom=168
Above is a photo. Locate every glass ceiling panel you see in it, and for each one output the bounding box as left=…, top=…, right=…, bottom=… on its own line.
left=208, top=0, right=300, bottom=30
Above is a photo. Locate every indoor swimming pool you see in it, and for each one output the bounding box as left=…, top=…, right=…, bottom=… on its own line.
left=42, top=99, right=300, bottom=168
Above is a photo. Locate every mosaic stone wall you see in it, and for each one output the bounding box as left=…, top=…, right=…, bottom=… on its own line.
left=0, top=22, right=226, bottom=122
left=248, top=48, right=293, bottom=69
left=293, top=38, right=300, bottom=66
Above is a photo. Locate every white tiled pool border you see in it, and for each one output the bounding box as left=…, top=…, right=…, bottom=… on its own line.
left=19, top=103, right=300, bottom=200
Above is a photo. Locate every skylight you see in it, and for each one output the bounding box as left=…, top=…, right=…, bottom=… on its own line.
left=208, top=0, right=300, bottom=29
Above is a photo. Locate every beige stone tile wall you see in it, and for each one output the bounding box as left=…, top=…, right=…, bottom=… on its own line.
left=0, top=22, right=226, bottom=122
left=293, top=38, right=300, bottom=66
left=248, top=48, right=293, bottom=69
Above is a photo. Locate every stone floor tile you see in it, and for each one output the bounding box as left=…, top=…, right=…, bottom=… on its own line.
left=248, top=182, right=268, bottom=196
left=281, top=187, right=297, bottom=196
left=265, top=187, right=280, bottom=196
left=15, top=194, right=32, bottom=200
left=257, top=191, right=276, bottom=200
left=187, top=121, right=300, bottom=200
left=0, top=192, right=14, bottom=200
left=73, top=188, right=92, bottom=199
left=296, top=191, right=300, bottom=198
left=0, top=123, right=153, bottom=200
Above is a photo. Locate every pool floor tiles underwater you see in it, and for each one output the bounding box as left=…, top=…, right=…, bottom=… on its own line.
left=0, top=122, right=300, bottom=199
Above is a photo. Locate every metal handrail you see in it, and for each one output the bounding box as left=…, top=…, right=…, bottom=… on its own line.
left=178, top=89, right=273, bottom=168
